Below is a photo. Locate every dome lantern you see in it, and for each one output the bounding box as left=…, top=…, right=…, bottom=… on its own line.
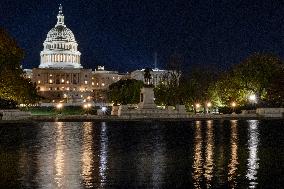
left=56, top=4, right=65, bottom=26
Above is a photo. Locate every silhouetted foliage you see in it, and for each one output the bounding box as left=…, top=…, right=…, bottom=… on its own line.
left=0, top=28, right=40, bottom=107
left=108, top=79, right=144, bottom=105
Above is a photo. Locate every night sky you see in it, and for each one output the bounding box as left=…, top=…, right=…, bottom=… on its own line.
left=1, top=0, right=284, bottom=72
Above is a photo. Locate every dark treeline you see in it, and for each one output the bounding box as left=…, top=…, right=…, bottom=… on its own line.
left=154, top=53, right=284, bottom=112
left=0, top=28, right=40, bottom=108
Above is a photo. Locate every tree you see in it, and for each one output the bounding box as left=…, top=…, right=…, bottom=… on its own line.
left=233, top=53, right=282, bottom=100
left=154, top=53, right=184, bottom=106
left=265, top=66, right=284, bottom=107
left=0, top=28, right=40, bottom=107
left=208, top=53, right=283, bottom=108
left=107, top=79, right=144, bottom=105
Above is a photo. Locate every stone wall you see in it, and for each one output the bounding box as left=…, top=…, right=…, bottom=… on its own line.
left=0, top=110, right=31, bottom=120
left=256, top=108, right=284, bottom=118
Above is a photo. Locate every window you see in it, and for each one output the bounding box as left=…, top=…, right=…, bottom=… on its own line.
left=38, top=80, right=41, bottom=84
left=102, top=83, right=105, bottom=87
left=38, top=74, right=40, bottom=76
left=84, top=81, right=88, bottom=84
left=49, top=79, right=53, bottom=84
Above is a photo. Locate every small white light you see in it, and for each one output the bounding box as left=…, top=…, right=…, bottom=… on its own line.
left=249, top=94, right=257, bottom=102
left=101, top=106, right=107, bottom=112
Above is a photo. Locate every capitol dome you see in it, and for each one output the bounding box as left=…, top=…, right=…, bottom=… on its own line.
left=45, top=25, right=76, bottom=42
left=39, top=5, right=82, bottom=69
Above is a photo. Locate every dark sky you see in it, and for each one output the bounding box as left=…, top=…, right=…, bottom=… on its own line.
left=1, top=0, right=284, bottom=72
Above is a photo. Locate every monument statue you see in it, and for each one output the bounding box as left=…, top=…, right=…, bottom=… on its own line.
left=144, top=67, right=152, bottom=85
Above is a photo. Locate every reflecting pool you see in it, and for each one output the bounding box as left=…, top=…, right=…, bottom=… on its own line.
left=0, top=120, right=283, bottom=188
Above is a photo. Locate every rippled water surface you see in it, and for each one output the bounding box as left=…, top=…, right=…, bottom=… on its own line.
left=0, top=120, right=283, bottom=188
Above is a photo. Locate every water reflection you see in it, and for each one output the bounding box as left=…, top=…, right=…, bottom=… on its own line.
left=54, top=122, right=65, bottom=188
left=151, top=125, right=165, bottom=188
left=204, top=120, right=214, bottom=188
left=1, top=120, right=279, bottom=188
left=99, top=122, right=108, bottom=187
left=192, top=121, right=204, bottom=188
left=246, top=120, right=259, bottom=188
left=228, top=120, right=239, bottom=188
left=81, top=122, right=94, bottom=188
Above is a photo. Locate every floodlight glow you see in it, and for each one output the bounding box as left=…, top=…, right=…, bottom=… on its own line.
left=249, top=94, right=257, bottom=102
left=195, top=103, right=200, bottom=108
left=101, top=106, right=107, bottom=112
left=231, top=102, right=236, bottom=107
left=207, top=102, right=212, bottom=107
left=56, top=103, right=63, bottom=109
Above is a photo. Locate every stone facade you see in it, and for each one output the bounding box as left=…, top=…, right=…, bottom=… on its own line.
left=92, top=66, right=125, bottom=102
left=130, top=68, right=170, bottom=86
left=32, top=68, right=93, bottom=102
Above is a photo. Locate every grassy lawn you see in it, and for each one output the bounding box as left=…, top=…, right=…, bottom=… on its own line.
left=22, top=106, right=98, bottom=116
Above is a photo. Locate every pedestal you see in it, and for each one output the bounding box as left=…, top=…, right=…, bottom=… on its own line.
left=138, top=87, right=157, bottom=109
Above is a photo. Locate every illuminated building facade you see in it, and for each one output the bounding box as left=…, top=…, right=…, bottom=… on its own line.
left=130, top=68, right=172, bottom=86
left=92, top=66, right=125, bottom=102
left=26, top=5, right=93, bottom=102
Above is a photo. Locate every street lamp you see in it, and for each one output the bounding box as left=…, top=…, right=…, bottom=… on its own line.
left=249, top=94, right=257, bottom=109
left=83, top=103, right=92, bottom=115
left=231, top=102, right=236, bottom=113
left=195, top=103, right=200, bottom=114
left=56, top=103, right=63, bottom=115
left=101, top=106, right=107, bottom=115
left=206, top=102, right=212, bottom=113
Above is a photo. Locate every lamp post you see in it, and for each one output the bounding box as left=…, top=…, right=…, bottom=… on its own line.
left=249, top=94, right=257, bottom=109
left=231, top=102, right=236, bottom=114
left=56, top=103, right=63, bottom=115
left=101, top=106, right=107, bottom=115
left=83, top=103, right=92, bottom=115
left=195, top=103, right=200, bottom=114
left=206, top=102, right=212, bottom=114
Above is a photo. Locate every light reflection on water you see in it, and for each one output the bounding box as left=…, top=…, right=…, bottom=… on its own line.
left=81, top=122, right=94, bottom=188
left=192, top=121, right=203, bottom=188
left=246, top=120, right=259, bottom=188
left=54, top=122, right=64, bottom=188
left=151, top=124, right=165, bottom=188
left=99, top=122, right=108, bottom=188
left=0, top=119, right=277, bottom=188
left=204, top=120, right=214, bottom=188
left=228, top=120, right=239, bottom=188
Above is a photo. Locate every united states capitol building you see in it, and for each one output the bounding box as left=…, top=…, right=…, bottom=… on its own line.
left=24, top=5, right=169, bottom=104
